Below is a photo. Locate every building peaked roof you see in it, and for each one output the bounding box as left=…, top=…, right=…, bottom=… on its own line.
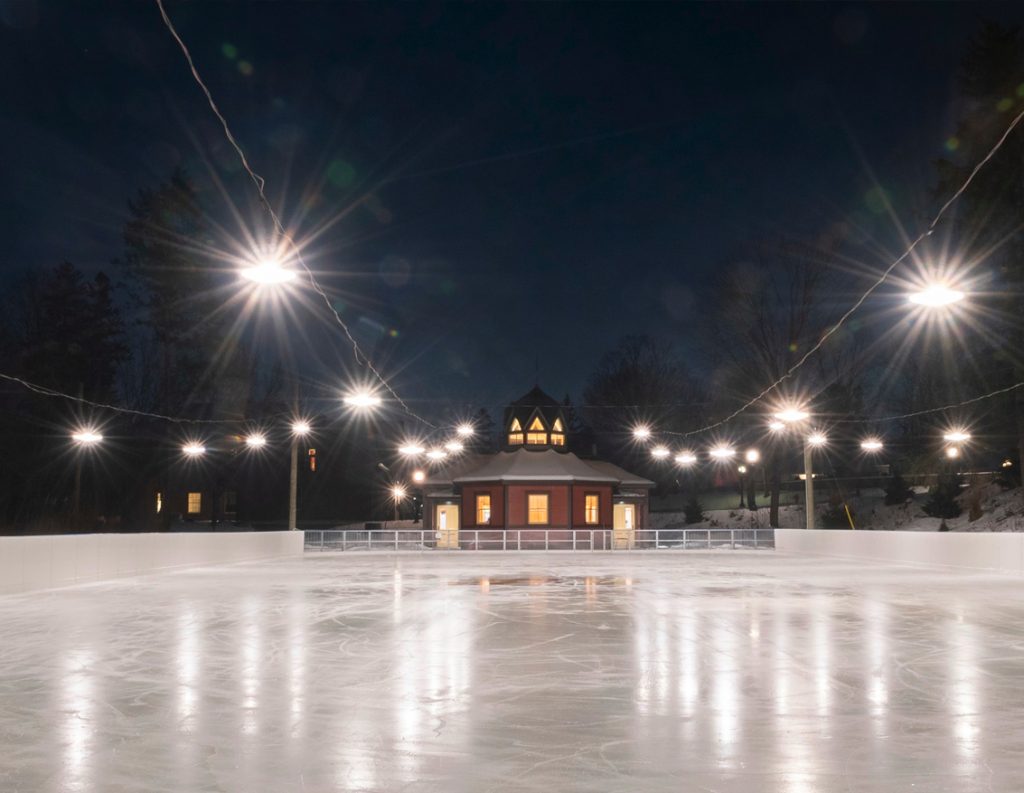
left=510, top=385, right=562, bottom=408
left=423, top=448, right=654, bottom=488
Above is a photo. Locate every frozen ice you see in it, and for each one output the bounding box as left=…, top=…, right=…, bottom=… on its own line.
left=2, top=550, right=1024, bottom=792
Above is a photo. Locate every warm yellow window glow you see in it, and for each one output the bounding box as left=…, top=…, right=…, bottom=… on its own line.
left=552, top=418, right=564, bottom=432
left=187, top=492, right=202, bottom=514
left=528, top=416, right=546, bottom=431
left=550, top=433, right=565, bottom=446
left=526, top=432, right=547, bottom=444
left=509, top=418, right=522, bottom=431
left=508, top=432, right=524, bottom=445
left=155, top=492, right=162, bottom=514
left=585, top=494, right=600, bottom=524
left=528, top=494, right=549, bottom=525
left=476, top=494, right=492, bottom=525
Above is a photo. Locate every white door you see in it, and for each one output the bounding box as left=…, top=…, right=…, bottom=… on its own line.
left=436, top=505, right=460, bottom=549
left=613, top=504, right=635, bottom=549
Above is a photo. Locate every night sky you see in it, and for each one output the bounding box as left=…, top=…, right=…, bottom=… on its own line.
left=1, top=1, right=1018, bottom=417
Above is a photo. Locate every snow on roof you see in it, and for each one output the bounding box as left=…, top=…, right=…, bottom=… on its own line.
left=423, top=449, right=654, bottom=488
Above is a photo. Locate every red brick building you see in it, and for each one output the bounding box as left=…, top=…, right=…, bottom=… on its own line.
left=422, top=387, right=652, bottom=546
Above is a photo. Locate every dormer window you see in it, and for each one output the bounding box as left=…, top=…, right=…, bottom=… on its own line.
left=508, top=418, right=524, bottom=446
left=550, top=418, right=565, bottom=446
left=526, top=416, right=547, bottom=444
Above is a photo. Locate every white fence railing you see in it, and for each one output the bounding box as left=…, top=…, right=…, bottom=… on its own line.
left=303, top=528, right=774, bottom=552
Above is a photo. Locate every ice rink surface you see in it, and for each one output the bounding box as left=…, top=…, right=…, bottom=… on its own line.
left=2, top=550, right=1024, bottom=793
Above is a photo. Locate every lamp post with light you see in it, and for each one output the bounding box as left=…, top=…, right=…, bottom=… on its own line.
left=70, top=428, right=103, bottom=529
left=288, top=421, right=311, bottom=531
left=772, top=407, right=823, bottom=530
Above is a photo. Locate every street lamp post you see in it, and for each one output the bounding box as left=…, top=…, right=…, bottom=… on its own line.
left=289, top=421, right=311, bottom=531
left=803, top=442, right=815, bottom=530
left=804, top=433, right=827, bottom=530
left=71, top=429, right=103, bottom=529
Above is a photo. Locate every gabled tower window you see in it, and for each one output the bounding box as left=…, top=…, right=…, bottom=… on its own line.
left=526, top=416, right=547, bottom=445
left=508, top=418, right=523, bottom=446
left=550, top=417, right=565, bottom=446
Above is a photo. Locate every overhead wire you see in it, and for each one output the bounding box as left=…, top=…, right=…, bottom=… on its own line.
left=155, top=0, right=436, bottom=429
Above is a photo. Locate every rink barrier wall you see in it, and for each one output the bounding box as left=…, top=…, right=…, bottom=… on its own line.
left=775, top=529, right=1024, bottom=576
left=0, top=531, right=304, bottom=595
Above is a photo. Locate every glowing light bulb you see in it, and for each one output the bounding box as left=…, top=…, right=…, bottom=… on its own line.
left=943, top=430, right=970, bottom=443
left=909, top=284, right=965, bottom=307
left=710, top=446, right=736, bottom=460
left=291, top=420, right=311, bottom=436
left=768, top=420, right=786, bottom=432
left=675, top=451, right=698, bottom=465
left=71, top=429, right=103, bottom=445
left=426, top=449, right=447, bottom=461
left=774, top=407, right=809, bottom=423
left=456, top=423, right=475, bottom=437
left=861, top=439, right=883, bottom=452
left=240, top=258, right=297, bottom=284
left=343, top=391, right=382, bottom=409
left=245, top=433, right=267, bottom=448
left=651, top=446, right=670, bottom=459
left=182, top=442, right=206, bottom=456
left=444, top=441, right=464, bottom=453
left=392, top=485, right=407, bottom=500
left=633, top=426, right=652, bottom=441
left=807, top=432, right=827, bottom=447
left=399, top=444, right=425, bottom=456
left=745, top=449, right=760, bottom=464
left=412, top=470, right=426, bottom=483
left=945, top=446, right=960, bottom=459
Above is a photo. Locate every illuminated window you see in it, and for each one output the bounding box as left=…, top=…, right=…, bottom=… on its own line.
left=552, top=418, right=564, bottom=432
left=508, top=418, right=523, bottom=446
left=526, top=432, right=547, bottom=445
left=528, top=416, right=546, bottom=431
left=155, top=491, right=162, bottom=514
left=187, top=492, right=202, bottom=514
left=585, top=494, right=600, bottom=524
left=550, top=433, right=565, bottom=446
left=510, top=418, right=522, bottom=431
left=527, top=493, right=549, bottom=525
left=308, top=448, right=317, bottom=472
left=476, top=494, right=492, bottom=525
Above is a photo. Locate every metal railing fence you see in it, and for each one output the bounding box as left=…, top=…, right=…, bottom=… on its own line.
left=303, top=528, right=774, bottom=552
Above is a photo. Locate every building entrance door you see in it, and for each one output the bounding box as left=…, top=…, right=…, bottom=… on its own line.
left=435, top=504, right=460, bottom=549
left=612, top=503, right=635, bottom=549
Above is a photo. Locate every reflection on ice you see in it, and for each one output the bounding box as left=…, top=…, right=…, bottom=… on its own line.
left=4, top=553, right=1024, bottom=792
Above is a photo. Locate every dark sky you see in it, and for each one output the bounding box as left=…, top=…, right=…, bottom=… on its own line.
left=0, top=1, right=1018, bottom=417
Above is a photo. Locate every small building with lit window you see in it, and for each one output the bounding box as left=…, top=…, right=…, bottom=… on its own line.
left=421, top=386, right=652, bottom=547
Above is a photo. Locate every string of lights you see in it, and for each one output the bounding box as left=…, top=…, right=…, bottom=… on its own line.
left=154, top=0, right=436, bottom=429
left=666, top=103, right=1024, bottom=440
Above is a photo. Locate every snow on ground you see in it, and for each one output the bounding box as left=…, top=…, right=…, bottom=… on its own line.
left=653, top=484, right=1024, bottom=531
left=2, top=551, right=1024, bottom=792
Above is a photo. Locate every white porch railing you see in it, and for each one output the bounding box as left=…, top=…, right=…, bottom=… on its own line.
left=303, top=528, right=775, bottom=552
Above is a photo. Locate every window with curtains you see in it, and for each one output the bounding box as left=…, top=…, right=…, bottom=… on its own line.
left=187, top=492, right=202, bottom=514
left=585, top=494, right=600, bottom=524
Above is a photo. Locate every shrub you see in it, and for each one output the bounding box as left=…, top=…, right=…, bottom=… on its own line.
left=883, top=471, right=914, bottom=506
left=821, top=502, right=853, bottom=529
left=923, top=475, right=962, bottom=520
left=684, top=495, right=706, bottom=525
